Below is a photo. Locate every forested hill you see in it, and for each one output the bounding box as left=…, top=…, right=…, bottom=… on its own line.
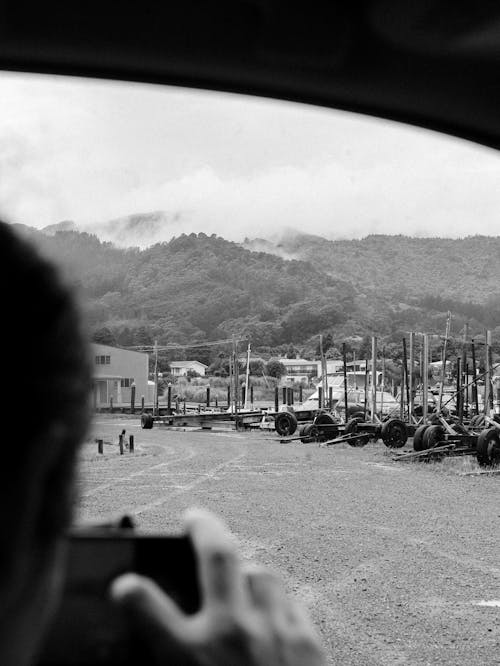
left=13, top=224, right=500, bottom=351
left=243, top=233, right=500, bottom=302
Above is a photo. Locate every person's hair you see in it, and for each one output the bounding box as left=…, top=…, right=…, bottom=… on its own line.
left=0, top=221, right=92, bottom=555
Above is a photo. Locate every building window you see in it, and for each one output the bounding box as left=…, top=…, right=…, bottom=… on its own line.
left=120, top=378, right=134, bottom=388
left=105, top=355, right=110, bottom=364
left=95, top=355, right=111, bottom=365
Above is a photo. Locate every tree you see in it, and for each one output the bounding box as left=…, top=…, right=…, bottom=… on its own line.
left=286, top=344, right=297, bottom=359
left=266, top=360, right=286, bottom=378
left=92, top=326, right=116, bottom=346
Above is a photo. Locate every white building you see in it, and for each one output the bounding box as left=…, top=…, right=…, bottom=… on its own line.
left=92, top=343, right=151, bottom=406
left=278, top=358, right=320, bottom=382
left=170, top=360, right=208, bottom=377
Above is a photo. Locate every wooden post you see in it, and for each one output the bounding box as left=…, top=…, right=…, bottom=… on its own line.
left=409, top=332, right=415, bottom=418
left=438, top=312, right=451, bottom=411
left=129, top=435, right=134, bottom=453
left=299, top=385, right=303, bottom=403
left=318, top=386, right=323, bottom=409
left=141, top=396, right=145, bottom=412
left=250, top=385, right=254, bottom=408
left=183, top=400, right=186, bottom=414
left=380, top=347, right=385, bottom=416
left=110, top=396, right=114, bottom=413
left=342, top=343, right=349, bottom=422
left=274, top=386, right=279, bottom=412
left=328, top=386, right=333, bottom=410
left=485, top=330, right=492, bottom=414
left=462, top=323, right=468, bottom=417
left=153, top=340, right=159, bottom=417
left=456, top=357, right=463, bottom=422
left=471, top=339, right=479, bottom=414
left=423, top=334, right=429, bottom=421
left=227, top=385, right=231, bottom=409
left=167, top=384, right=172, bottom=415
left=290, top=387, right=294, bottom=406
left=400, top=364, right=405, bottom=420
left=206, top=387, right=210, bottom=407
left=402, top=338, right=410, bottom=421
left=465, top=362, right=469, bottom=416
left=130, top=383, right=136, bottom=414
left=370, top=336, right=377, bottom=422
left=241, top=385, right=246, bottom=407
left=119, top=433, right=124, bottom=455
left=97, top=439, right=103, bottom=454
left=282, top=387, right=287, bottom=405
left=319, top=334, right=328, bottom=410
left=364, top=361, right=368, bottom=419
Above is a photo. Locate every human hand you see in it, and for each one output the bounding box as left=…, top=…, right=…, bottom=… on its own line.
left=110, top=508, right=325, bottom=666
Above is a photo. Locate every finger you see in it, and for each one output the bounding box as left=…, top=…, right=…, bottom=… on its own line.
left=110, top=573, right=187, bottom=644
left=184, top=508, right=245, bottom=609
left=244, top=565, right=287, bottom=613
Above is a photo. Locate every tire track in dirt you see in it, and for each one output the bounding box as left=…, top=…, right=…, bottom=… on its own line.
left=80, top=449, right=197, bottom=497
left=123, top=452, right=247, bottom=517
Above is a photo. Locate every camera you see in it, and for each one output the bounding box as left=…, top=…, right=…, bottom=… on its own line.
left=37, top=523, right=199, bottom=665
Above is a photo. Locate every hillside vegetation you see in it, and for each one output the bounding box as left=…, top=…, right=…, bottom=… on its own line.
left=15, top=224, right=500, bottom=360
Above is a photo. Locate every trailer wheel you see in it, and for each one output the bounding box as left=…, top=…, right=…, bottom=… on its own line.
left=413, top=425, right=429, bottom=451
left=476, top=428, right=500, bottom=467
left=381, top=418, right=408, bottom=448
left=314, top=412, right=336, bottom=429
left=350, top=410, right=366, bottom=420
left=299, top=423, right=317, bottom=442
left=141, top=413, right=154, bottom=429
left=472, top=414, right=486, bottom=429
left=275, top=411, right=298, bottom=437
left=422, top=424, right=445, bottom=449
left=345, top=417, right=363, bottom=434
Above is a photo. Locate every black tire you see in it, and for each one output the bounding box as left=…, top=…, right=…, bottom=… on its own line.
left=299, top=423, right=317, bottom=442
left=275, top=411, right=298, bottom=437
left=345, top=417, right=363, bottom=434
left=413, top=425, right=429, bottom=452
left=476, top=428, right=500, bottom=467
left=314, top=412, right=336, bottom=426
left=422, top=424, right=445, bottom=449
left=473, top=414, right=486, bottom=429
left=381, top=418, right=408, bottom=448
left=141, top=413, right=154, bottom=429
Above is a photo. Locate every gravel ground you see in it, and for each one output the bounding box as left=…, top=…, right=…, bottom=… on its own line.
left=78, top=416, right=500, bottom=665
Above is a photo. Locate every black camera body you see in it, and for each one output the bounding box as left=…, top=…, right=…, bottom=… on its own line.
left=38, top=526, right=199, bottom=665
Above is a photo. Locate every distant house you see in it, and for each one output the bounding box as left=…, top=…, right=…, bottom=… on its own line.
left=92, top=343, right=151, bottom=406
left=279, top=358, right=320, bottom=382
left=170, top=360, right=208, bottom=377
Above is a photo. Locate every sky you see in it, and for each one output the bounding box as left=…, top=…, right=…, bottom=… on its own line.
left=1, top=70, right=500, bottom=242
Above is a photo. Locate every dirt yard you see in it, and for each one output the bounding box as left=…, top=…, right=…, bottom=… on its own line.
left=77, top=416, right=500, bottom=666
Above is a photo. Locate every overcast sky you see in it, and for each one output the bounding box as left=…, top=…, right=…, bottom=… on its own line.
left=1, top=71, right=500, bottom=242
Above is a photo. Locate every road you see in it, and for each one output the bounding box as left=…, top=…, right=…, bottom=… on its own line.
left=77, top=416, right=500, bottom=665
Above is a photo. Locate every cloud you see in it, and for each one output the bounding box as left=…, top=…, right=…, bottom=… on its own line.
left=1, top=71, right=500, bottom=242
